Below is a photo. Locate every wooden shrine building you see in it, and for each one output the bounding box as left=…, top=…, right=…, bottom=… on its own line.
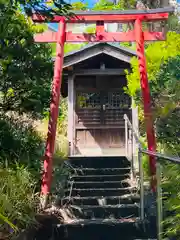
left=62, top=42, right=138, bottom=157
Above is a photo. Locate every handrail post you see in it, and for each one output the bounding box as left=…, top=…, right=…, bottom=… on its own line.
left=138, top=148, right=144, bottom=221
left=129, top=129, right=132, bottom=161
left=156, top=161, right=163, bottom=240
left=125, top=116, right=128, bottom=158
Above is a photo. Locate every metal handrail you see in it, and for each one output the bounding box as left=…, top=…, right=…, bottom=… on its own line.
left=124, top=114, right=180, bottom=240
left=124, top=114, right=180, bottom=163
left=124, top=114, right=145, bottom=222
left=142, top=149, right=180, bottom=164
left=124, top=114, right=142, bottom=148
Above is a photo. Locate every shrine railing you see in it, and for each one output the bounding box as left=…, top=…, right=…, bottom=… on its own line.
left=124, top=114, right=180, bottom=240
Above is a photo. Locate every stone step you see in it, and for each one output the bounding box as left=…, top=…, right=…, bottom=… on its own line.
left=69, top=181, right=130, bottom=189
left=74, top=167, right=131, bottom=176
left=70, top=174, right=130, bottom=182
left=65, top=187, right=136, bottom=197
left=62, top=194, right=140, bottom=206
left=69, top=204, right=139, bottom=219
left=54, top=218, right=156, bottom=240
left=68, top=156, right=130, bottom=169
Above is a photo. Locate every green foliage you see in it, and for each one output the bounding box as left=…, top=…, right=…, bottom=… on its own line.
left=129, top=42, right=180, bottom=237
left=0, top=0, right=73, bottom=236
left=57, top=98, right=67, bottom=135
left=0, top=213, right=17, bottom=232
left=0, top=2, right=53, bottom=116
left=0, top=113, right=44, bottom=180
left=125, top=15, right=180, bottom=237
left=6, top=0, right=73, bottom=17
left=0, top=165, right=37, bottom=236
left=162, top=163, right=180, bottom=237
left=71, top=0, right=136, bottom=11
left=64, top=43, right=86, bottom=55
left=51, top=42, right=86, bottom=57
left=150, top=57, right=180, bottom=237
left=92, top=0, right=136, bottom=10
left=151, top=56, right=180, bottom=120
left=72, top=1, right=88, bottom=10
left=126, top=32, right=180, bottom=97
left=168, top=14, right=180, bottom=34
left=42, top=98, right=69, bottom=158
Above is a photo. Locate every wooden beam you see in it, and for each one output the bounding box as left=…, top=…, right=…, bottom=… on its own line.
left=32, top=13, right=168, bottom=23
left=66, top=31, right=135, bottom=42
left=96, top=21, right=105, bottom=36
left=72, top=68, right=128, bottom=75
left=68, top=74, right=75, bottom=156
left=66, top=31, right=165, bottom=42
left=34, top=31, right=57, bottom=42
left=34, top=31, right=165, bottom=43
left=31, top=7, right=173, bottom=23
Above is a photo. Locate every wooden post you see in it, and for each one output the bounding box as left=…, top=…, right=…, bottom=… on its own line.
left=135, top=18, right=157, bottom=191
left=68, top=73, right=75, bottom=156
left=41, top=18, right=66, bottom=207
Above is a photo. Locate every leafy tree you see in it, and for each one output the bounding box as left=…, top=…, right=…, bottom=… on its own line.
left=72, top=1, right=88, bottom=10
left=126, top=29, right=180, bottom=237
left=168, top=14, right=180, bottom=34
left=6, top=0, right=72, bottom=17
left=93, top=0, right=136, bottom=10
left=152, top=56, right=180, bottom=152
left=126, top=32, right=180, bottom=98
left=0, top=0, right=75, bottom=235
left=0, top=1, right=54, bottom=117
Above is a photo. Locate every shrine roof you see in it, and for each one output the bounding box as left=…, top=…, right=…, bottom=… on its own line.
left=59, top=42, right=137, bottom=68
left=64, top=42, right=136, bottom=57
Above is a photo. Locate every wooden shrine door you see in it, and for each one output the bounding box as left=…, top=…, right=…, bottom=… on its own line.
left=74, top=77, right=131, bottom=156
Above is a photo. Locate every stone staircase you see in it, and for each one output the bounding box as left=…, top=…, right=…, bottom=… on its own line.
left=56, top=156, right=156, bottom=240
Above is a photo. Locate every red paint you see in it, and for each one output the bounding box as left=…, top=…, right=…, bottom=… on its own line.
left=34, top=31, right=58, bottom=43
left=66, top=31, right=165, bottom=42
left=135, top=18, right=157, bottom=191
left=41, top=18, right=66, bottom=195
left=31, top=12, right=168, bottom=23
left=96, top=21, right=104, bottom=40
left=34, top=31, right=165, bottom=43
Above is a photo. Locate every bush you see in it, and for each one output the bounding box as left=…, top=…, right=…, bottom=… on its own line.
left=0, top=113, right=44, bottom=237
left=0, top=113, right=44, bottom=180
left=0, top=99, right=69, bottom=237
left=162, top=163, right=180, bottom=238
left=0, top=165, right=37, bottom=237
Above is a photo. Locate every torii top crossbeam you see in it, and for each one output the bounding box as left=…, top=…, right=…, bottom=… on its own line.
left=32, top=7, right=174, bottom=43
left=32, top=7, right=173, bottom=22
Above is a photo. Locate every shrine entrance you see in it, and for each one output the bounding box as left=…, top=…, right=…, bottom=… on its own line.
left=75, top=85, right=130, bottom=156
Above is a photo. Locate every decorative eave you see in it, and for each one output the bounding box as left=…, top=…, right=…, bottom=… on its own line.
left=52, top=43, right=137, bottom=69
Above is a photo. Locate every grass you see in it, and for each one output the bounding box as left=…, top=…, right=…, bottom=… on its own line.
left=0, top=105, right=69, bottom=238
left=0, top=165, right=37, bottom=238
left=35, top=117, right=68, bottom=159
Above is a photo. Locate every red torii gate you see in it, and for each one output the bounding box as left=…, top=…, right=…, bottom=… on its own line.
left=31, top=7, right=173, bottom=203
